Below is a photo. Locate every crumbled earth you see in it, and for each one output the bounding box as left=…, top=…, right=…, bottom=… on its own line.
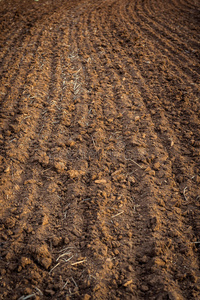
left=0, top=0, right=200, bottom=299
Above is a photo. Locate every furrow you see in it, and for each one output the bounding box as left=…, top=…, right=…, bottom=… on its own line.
left=133, top=0, right=200, bottom=79
left=67, top=1, right=200, bottom=298
left=0, top=12, right=78, bottom=299
left=0, top=26, right=32, bottom=76
left=120, top=1, right=200, bottom=136
left=0, top=21, right=65, bottom=285
left=143, top=0, right=200, bottom=57
left=171, top=0, right=198, bottom=10
left=106, top=0, right=200, bottom=232
left=119, top=1, right=200, bottom=94
left=91, top=1, right=200, bottom=298
left=0, top=27, right=25, bottom=64
left=52, top=4, right=126, bottom=298
left=116, top=0, right=200, bottom=179
left=54, top=2, right=143, bottom=298
left=0, top=26, right=44, bottom=118
left=2, top=7, right=93, bottom=298
left=162, top=0, right=200, bottom=36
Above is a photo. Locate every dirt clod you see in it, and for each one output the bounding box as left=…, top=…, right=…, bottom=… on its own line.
left=30, top=244, right=52, bottom=270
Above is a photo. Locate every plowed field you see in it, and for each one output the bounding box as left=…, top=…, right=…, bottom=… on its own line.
left=0, top=0, right=200, bottom=299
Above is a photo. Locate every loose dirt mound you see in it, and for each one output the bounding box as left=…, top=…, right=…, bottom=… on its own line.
left=0, top=0, right=200, bottom=299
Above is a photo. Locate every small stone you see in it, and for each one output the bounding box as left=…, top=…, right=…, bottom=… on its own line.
left=114, top=249, right=119, bottom=255
left=21, top=257, right=32, bottom=268
left=83, top=294, right=91, bottom=300
left=153, top=162, right=160, bottom=170
left=145, top=166, right=151, bottom=172
left=128, top=176, right=135, bottom=183
left=52, top=236, right=62, bottom=247
left=54, top=161, right=65, bottom=173
left=95, top=179, right=107, bottom=184
left=124, top=280, right=133, bottom=287
left=4, top=166, right=10, bottom=173
left=135, top=116, right=140, bottom=121
left=66, top=140, right=75, bottom=147
left=67, top=169, right=85, bottom=179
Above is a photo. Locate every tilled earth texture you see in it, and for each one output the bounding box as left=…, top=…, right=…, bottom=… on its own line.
left=0, top=0, right=200, bottom=299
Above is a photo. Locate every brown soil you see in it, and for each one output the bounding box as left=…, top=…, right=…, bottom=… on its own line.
left=0, top=0, right=200, bottom=299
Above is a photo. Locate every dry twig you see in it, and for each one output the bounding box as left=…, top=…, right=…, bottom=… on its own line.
left=71, top=259, right=87, bottom=266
